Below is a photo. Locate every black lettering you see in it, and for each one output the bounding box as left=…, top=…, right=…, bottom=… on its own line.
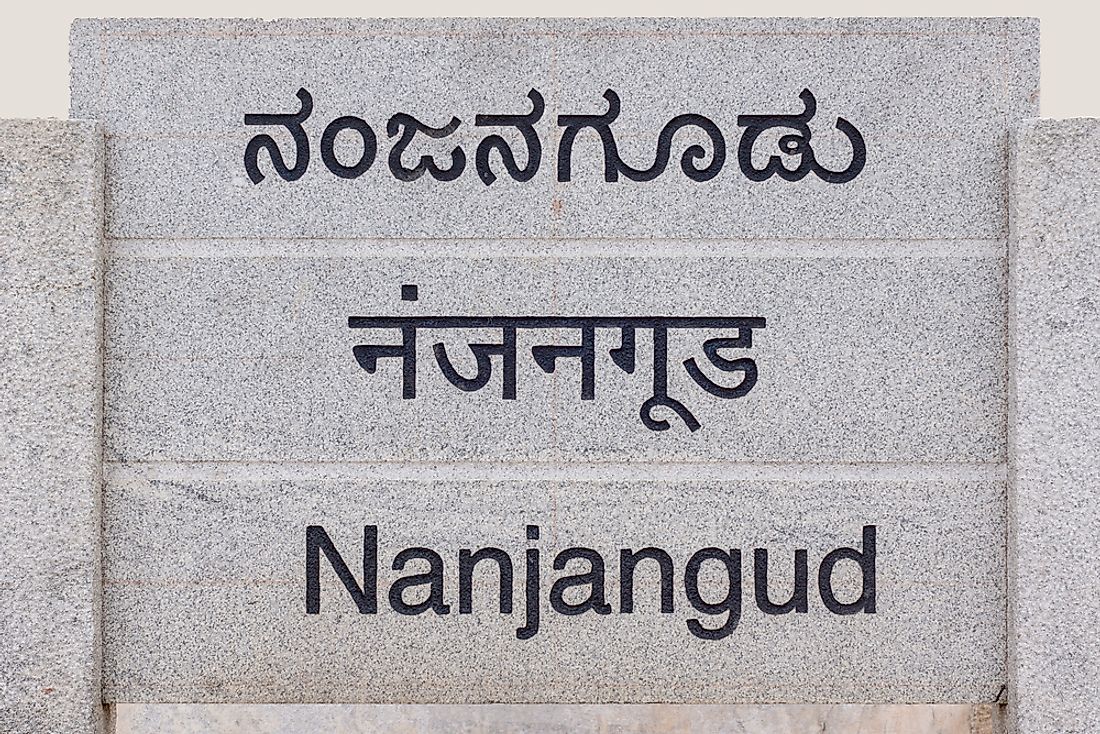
left=620, top=547, right=675, bottom=613
left=244, top=88, right=313, bottom=184
left=736, top=88, right=865, bottom=184
left=474, top=89, right=544, bottom=185
left=818, top=525, right=877, bottom=615
left=556, top=89, right=724, bottom=183
left=320, top=115, right=377, bottom=179
left=684, top=547, right=742, bottom=640
left=305, top=524, right=376, bottom=614
left=458, top=547, right=514, bottom=614
left=550, top=547, right=612, bottom=615
left=516, top=524, right=541, bottom=639
left=388, top=547, right=451, bottom=615
left=615, top=113, right=725, bottom=182
left=350, top=291, right=766, bottom=434
left=387, top=113, right=465, bottom=182
left=754, top=548, right=808, bottom=615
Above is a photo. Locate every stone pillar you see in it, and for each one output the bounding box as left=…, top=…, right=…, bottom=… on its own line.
left=0, top=121, right=108, bottom=733
left=1008, top=119, right=1100, bottom=733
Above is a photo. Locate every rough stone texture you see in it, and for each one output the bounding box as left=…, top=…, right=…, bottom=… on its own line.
left=0, top=120, right=106, bottom=732
left=103, top=249, right=1006, bottom=464
left=1008, top=119, right=1100, bottom=734
left=116, top=703, right=1003, bottom=734
left=70, top=18, right=1037, bottom=241
left=68, top=17, right=1035, bottom=709
left=103, top=474, right=1005, bottom=703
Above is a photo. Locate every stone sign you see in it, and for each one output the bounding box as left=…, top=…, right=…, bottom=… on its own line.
left=4, top=15, right=1100, bottom=734
left=72, top=14, right=1029, bottom=704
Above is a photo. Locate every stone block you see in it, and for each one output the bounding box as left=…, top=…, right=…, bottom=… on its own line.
left=102, top=473, right=1005, bottom=703
left=103, top=249, right=1006, bottom=464
left=114, top=702, right=1001, bottom=734
left=70, top=18, right=1037, bottom=240
left=1008, top=119, right=1100, bottom=734
left=0, top=120, right=106, bottom=733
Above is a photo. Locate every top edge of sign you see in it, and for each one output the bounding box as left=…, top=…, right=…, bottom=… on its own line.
left=71, top=16, right=1039, bottom=32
